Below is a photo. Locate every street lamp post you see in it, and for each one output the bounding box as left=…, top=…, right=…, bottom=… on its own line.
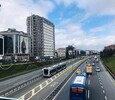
left=50, top=56, right=53, bottom=65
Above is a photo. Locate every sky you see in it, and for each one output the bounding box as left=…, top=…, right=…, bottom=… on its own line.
left=0, top=0, right=115, bottom=51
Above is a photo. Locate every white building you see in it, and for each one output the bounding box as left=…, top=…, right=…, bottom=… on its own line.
left=86, top=50, right=91, bottom=55
left=27, top=15, right=55, bottom=59
left=57, top=48, right=66, bottom=59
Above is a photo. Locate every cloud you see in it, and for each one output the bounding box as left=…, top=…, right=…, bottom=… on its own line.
left=0, top=0, right=55, bottom=32
left=54, top=0, right=115, bottom=22
left=55, top=18, right=115, bottom=51
left=90, top=27, right=105, bottom=33
left=76, top=0, right=115, bottom=16
left=54, top=0, right=75, bottom=6
left=55, top=20, right=85, bottom=48
left=1, top=0, right=114, bottom=51
left=89, top=19, right=115, bottom=33
left=55, top=0, right=115, bottom=16
left=74, top=35, right=115, bottom=50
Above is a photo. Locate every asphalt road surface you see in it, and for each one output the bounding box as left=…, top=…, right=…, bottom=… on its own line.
left=0, top=59, right=75, bottom=95
left=2, top=57, right=114, bottom=100
left=0, top=58, right=81, bottom=99
left=53, top=59, right=115, bottom=100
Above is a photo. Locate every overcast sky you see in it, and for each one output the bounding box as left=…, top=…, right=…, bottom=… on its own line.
left=0, top=0, right=115, bottom=51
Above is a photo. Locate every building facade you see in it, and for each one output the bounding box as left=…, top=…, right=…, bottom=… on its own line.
left=104, top=44, right=115, bottom=50
left=66, top=45, right=77, bottom=59
left=0, top=28, right=31, bottom=62
left=85, top=50, right=91, bottom=56
left=57, top=48, right=66, bottom=59
left=0, top=35, right=4, bottom=60
left=27, top=14, right=55, bottom=59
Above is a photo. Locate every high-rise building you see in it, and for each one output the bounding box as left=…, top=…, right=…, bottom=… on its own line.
left=27, top=15, right=55, bottom=59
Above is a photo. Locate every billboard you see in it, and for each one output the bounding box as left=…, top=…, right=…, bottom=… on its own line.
left=20, top=36, right=29, bottom=54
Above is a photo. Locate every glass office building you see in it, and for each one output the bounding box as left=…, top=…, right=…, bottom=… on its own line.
left=0, top=28, right=31, bottom=62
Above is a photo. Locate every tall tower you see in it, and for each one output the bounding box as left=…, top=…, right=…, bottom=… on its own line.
left=27, top=14, right=55, bottom=59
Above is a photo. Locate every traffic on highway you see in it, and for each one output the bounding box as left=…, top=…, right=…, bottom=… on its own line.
left=0, top=56, right=115, bottom=100
left=0, top=1, right=115, bottom=100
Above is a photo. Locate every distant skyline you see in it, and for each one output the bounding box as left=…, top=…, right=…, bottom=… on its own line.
left=0, top=0, right=115, bottom=51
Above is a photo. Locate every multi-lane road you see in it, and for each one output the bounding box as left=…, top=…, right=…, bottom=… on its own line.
left=0, top=58, right=80, bottom=99
left=53, top=59, right=115, bottom=100
left=0, top=57, right=115, bottom=100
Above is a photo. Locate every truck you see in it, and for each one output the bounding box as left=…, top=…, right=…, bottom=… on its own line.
left=86, top=66, right=92, bottom=75
left=96, top=58, right=99, bottom=63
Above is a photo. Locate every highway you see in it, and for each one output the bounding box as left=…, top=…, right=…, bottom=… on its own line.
left=0, top=58, right=80, bottom=98
left=53, top=58, right=115, bottom=100
left=28, top=60, right=83, bottom=100
left=17, top=59, right=85, bottom=100
left=0, top=66, right=42, bottom=95
left=0, top=57, right=115, bottom=100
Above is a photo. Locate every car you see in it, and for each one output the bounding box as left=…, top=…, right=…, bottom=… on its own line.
left=87, top=63, right=91, bottom=67
left=75, top=69, right=82, bottom=74
left=96, top=67, right=101, bottom=72
left=92, top=62, right=95, bottom=66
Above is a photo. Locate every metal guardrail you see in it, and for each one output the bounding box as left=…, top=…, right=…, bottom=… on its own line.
left=0, top=58, right=78, bottom=98
left=18, top=59, right=80, bottom=100
left=0, top=58, right=77, bottom=81
left=44, top=59, right=87, bottom=100
left=0, top=74, right=43, bottom=97
left=101, top=61, right=115, bottom=79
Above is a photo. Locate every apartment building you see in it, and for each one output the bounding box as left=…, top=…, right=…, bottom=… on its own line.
left=27, top=15, right=55, bottom=59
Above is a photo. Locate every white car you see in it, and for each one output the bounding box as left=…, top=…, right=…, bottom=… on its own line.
left=92, top=62, right=95, bottom=66
left=96, top=67, right=101, bottom=72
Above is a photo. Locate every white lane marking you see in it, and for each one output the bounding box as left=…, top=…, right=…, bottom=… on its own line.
left=52, top=70, right=75, bottom=100
left=88, top=80, right=90, bottom=85
left=50, top=82, right=58, bottom=87
left=105, top=96, right=108, bottom=100
left=100, top=82, right=102, bottom=85
left=88, top=90, right=90, bottom=99
left=86, top=90, right=87, bottom=99
left=89, top=75, right=90, bottom=78
left=103, top=90, right=105, bottom=94
left=100, top=62, right=115, bottom=86
left=19, top=60, right=82, bottom=100
left=101, top=86, right=103, bottom=89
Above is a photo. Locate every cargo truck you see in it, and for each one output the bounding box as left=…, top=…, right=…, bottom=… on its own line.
left=86, top=66, right=92, bottom=75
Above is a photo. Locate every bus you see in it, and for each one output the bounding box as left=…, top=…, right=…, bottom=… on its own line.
left=70, top=73, right=87, bottom=100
